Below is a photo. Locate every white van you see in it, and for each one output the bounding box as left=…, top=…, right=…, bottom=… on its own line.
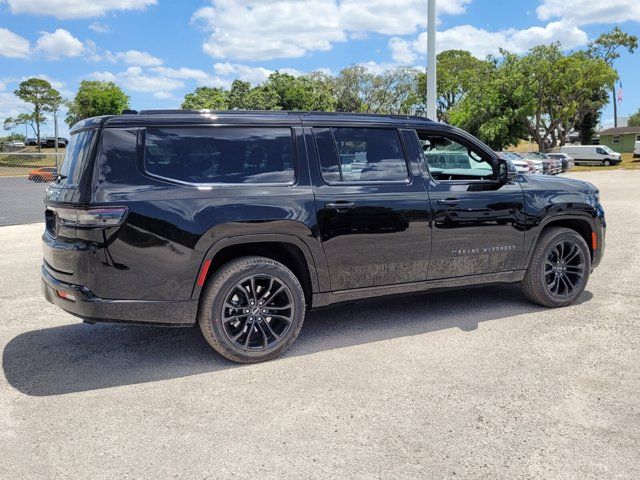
left=634, top=141, right=640, bottom=158
left=560, top=145, right=622, bottom=166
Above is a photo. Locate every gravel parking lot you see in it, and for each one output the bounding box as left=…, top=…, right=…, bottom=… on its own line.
left=1, top=170, right=639, bottom=479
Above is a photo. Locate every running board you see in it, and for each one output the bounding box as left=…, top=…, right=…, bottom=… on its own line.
left=312, top=270, right=526, bottom=308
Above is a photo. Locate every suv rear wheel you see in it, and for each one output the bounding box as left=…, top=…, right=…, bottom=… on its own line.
left=198, top=256, right=306, bottom=363
left=521, top=227, right=591, bottom=308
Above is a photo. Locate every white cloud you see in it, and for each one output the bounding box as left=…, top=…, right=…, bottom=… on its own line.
left=192, top=0, right=471, bottom=61
left=153, top=91, right=175, bottom=100
left=0, top=92, right=30, bottom=122
left=537, top=0, right=640, bottom=25
left=108, top=50, right=163, bottom=67
left=89, top=22, right=110, bottom=34
left=87, top=71, right=118, bottom=83
left=359, top=61, right=401, bottom=74
left=388, top=37, right=416, bottom=64
left=400, top=21, right=588, bottom=60
left=35, top=29, right=84, bottom=60
left=0, top=28, right=30, bottom=58
left=151, top=66, right=213, bottom=83
left=88, top=67, right=185, bottom=93
left=3, top=0, right=157, bottom=20
left=213, top=63, right=277, bottom=85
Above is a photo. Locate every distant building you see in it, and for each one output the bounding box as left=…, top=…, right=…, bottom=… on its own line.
left=598, top=126, right=640, bottom=153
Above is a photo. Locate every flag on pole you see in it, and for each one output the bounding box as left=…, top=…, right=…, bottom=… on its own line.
left=617, top=87, right=623, bottom=103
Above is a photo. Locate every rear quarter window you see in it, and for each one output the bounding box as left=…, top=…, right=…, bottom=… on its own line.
left=144, top=127, right=296, bottom=184
left=57, top=129, right=97, bottom=185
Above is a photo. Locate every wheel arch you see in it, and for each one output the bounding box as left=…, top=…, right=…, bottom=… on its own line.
left=191, top=234, right=319, bottom=306
left=526, top=214, right=596, bottom=266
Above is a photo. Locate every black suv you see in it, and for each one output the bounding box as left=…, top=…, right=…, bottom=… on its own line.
left=43, top=110, right=605, bottom=363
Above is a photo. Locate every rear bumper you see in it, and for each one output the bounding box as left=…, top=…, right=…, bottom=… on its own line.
left=42, top=264, right=197, bottom=327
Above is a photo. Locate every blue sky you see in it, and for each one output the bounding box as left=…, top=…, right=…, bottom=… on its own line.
left=1, top=0, right=639, bottom=137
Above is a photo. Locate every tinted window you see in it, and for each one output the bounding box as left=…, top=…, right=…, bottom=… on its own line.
left=144, top=127, right=295, bottom=184
left=418, top=132, right=493, bottom=181
left=314, top=127, right=408, bottom=183
left=58, top=129, right=96, bottom=185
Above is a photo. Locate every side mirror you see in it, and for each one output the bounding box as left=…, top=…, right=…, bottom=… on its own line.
left=498, top=158, right=517, bottom=184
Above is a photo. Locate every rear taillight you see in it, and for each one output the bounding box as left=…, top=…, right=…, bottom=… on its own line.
left=48, top=206, right=128, bottom=228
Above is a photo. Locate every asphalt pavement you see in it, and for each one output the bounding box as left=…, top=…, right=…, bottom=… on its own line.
left=0, top=176, right=48, bottom=226
left=1, top=170, right=639, bottom=479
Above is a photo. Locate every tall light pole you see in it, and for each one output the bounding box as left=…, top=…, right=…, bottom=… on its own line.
left=426, top=0, right=437, bottom=121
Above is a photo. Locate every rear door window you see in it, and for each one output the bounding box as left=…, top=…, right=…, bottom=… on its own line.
left=144, top=127, right=295, bottom=184
left=313, top=127, right=409, bottom=183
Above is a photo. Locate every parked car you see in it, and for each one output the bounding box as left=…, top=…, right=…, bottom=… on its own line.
left=521, top=152, right=558, bottom=174
left=44, top=137, right=68, bottom=148
left=546, top=152, right=574, bottom=173
left=42, top=110, right=606, bottom=363
left=5, top=140, right=26, bottom=148
left=634, top=141, right=640, bottom=159
left=28, top=166, right=57, bottom=182
left=495, top=151, right=532, bottom=174
left=510, top=151, right=543, bottom=174
left=26, top=138, right=38, bottom=146
left=560, top=145, right=622, bottom=166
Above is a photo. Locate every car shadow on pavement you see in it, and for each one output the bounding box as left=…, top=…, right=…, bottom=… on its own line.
left=3, top=285, right=592, bottom=397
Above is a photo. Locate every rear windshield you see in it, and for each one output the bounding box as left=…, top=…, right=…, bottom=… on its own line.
left=144, top=127, right=295, bottom=184
left=58, top=129, right=96, bottom=185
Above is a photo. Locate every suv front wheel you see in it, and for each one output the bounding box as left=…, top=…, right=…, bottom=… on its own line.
left=521, top=227, right=591, bottom=308
left=198, top=256, right=306, bottom=363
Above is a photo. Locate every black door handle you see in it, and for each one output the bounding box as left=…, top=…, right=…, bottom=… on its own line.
left=437, top=198, right=460, bottom=206
left=325, top=201, right=356, bottom=211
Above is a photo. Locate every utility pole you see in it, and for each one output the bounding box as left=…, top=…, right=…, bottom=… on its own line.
left=426, top=0, right=437, bottom=121
left=53, top=110, right=59, bottom=168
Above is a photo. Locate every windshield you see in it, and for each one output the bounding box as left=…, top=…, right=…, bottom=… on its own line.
left=601, top=145, right=614, bottom=153
left=57, top=129, right=96, bottom=185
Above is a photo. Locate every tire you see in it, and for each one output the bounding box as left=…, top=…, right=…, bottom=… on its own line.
left=521, top=227, right=591, bottom=308
left=198, top=256, right=306, bottom=363
left=602, top=159, right=611, bottom=166
left=32, top=176, right=42, bottom=183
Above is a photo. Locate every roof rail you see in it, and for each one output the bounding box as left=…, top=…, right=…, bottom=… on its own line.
left=127, top=109, right=434, bottom=122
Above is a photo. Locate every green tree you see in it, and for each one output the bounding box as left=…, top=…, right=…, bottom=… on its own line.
left=65, top=81, right=130, bottom=127
left=364, top=67, right=420, bottom=115
left=243, top=85, right=281, bottom=110
left=588, top=27, right=638, bottom=128
left=501, top=44, right=616, bottom=151
left=333, top=66, right=369, bottom=112
left=3, top=113, right=38, bottom=139
left=227, top=80, right=253, bottom=109
left=181, top=86, right=228, bottom=110
left=13, top=78, right=62, bottom=151
left=629, top=108, right=640, bottom=127
left=449, top=55, right=528, bottom=150
left=417, top=50, right=492, bottom=121
left=261, top=72, right=335, bottom=111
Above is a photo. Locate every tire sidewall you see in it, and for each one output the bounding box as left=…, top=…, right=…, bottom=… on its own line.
left=199, top=257, right=305, bottom=362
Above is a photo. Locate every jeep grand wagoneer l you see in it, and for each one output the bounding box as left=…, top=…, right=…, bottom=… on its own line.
left=43, top=110, right=605, bottom=363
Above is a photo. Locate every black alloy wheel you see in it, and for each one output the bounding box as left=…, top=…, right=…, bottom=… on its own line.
left=543, top=239, right=586, bottom=299
left=221, top=274, right=294, bottom=351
